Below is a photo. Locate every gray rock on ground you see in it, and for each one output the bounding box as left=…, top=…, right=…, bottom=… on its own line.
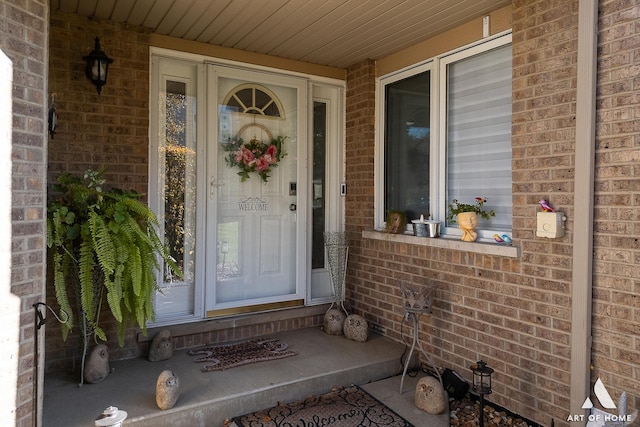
left=148, top=329, right=173, bottom=362
left=323, top=308, right=346, bottom=335
left=84, top=344, right=109, bottom=384
left=156, top=370, right=180, bottom=410
left=415, top=376, right=447, bottom=415
left=343, top=314, right=369, bottom=342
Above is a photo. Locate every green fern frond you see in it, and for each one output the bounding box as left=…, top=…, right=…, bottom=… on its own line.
left=93, top=325, right=107, bottom=342
left=116, top=320, right=127, bottom=347
left=112, top=194, right=159, bottom=225
left=50, top=209, right=64, bottom=246
left=145, top=286, right=155, bottom=322
left=88, top=210, right=115, bottom=276
left=146, top=222, right=183, bottom=280
left=52, top=252, right=74, bottom=339
left=78, top=240, right=95, bottom=323
left=81, top=308, right=107, bottom=343
left=121, top=269, right=133, bottom=314
left=134, top=299, right=145, bottom=330
left=130, top=247, right=143, bottom=297
left=122, top=214, right=154, bottom=246
left=104, top=278, right=123, bottom=323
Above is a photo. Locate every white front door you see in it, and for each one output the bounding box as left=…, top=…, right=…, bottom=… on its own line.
left=150, top=52, right=344, bottom=325
left=205, top=66, right=307, bottom=316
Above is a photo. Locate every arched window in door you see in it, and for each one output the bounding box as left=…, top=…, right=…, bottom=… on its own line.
left=222, top=84, right=285, bottom=118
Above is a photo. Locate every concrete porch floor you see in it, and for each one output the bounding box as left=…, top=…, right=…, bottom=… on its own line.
left=43, top=326, right=449, bottom=426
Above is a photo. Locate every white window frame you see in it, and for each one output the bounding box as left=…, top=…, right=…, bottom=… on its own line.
left=375, top=32, right=512, bottom=241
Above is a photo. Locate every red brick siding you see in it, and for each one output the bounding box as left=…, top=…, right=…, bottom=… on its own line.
left=2, top=0, right=49, bottom=425
left=344, top=3, right=584, bottom=426
left=592, top=0, right=640, bottom=413
left=345, top=1, right=639, bottom=425
left=345, top=59, right=377, bottom=233
left=48, top=11, right=151, bottom=193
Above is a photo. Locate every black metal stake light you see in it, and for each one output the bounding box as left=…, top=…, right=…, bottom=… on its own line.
left=471, top=360, right=494, bottom=427
left=83, top=37, right=113, bottom=95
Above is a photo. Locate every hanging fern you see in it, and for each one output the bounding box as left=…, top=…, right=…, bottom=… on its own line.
left=47, top=168, right=183, bottom=346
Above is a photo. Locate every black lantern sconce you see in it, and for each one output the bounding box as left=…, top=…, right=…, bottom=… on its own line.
left=83, top=37, right=113, bottom=95
left=471, top=360, right=494, bottom=427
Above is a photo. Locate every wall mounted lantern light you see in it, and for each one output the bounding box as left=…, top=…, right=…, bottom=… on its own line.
left=83, top=37, right=113, bottom=95
left=471, top=360, right=494, bottom=427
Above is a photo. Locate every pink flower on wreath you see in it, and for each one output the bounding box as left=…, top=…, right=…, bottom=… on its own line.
left=266, top=144, right=278, bottom=161
left=262, top=153, right=274, bottom=165
left=240, top=146, right=255, bottom=166
left=255, top=155, right=271, bottom=171
left=234, top=149, right=243, bottom=164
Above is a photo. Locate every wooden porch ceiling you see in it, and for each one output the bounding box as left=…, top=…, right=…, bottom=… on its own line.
left=52, top=0, right=511, bottom=68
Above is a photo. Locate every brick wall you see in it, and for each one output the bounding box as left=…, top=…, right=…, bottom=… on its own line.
left=1, top=0, right=49, bottom=426
left=592, top=0, right=640, bottom=413
left=48, top=11, right=151, bottom=193
left=345, top=59, right=377, bottom=234
left=510, top=0, right=578, bottom=421
left=45, top=10, right=152, bottom=372
left=345, top=1, right=639, bottom=425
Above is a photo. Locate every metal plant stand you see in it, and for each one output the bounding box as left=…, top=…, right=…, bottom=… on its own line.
left=399, top=281, right=442, bottom=393
left=75, top=268, right=104, bottom=387
left=324, top=232, right=351, bottom=316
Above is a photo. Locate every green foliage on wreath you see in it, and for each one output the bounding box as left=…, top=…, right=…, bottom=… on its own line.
left=46, top=168, right=182, bottom=346
left=221, top=135, right=288, bottom=182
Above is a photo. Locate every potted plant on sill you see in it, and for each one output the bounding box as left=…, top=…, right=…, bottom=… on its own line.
left=447, top=197, right=495, bottom=242
left=47, top=168, right=182, bottom=350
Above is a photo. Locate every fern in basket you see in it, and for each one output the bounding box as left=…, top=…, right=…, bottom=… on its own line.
left=47, top=169, right=182, bottom=346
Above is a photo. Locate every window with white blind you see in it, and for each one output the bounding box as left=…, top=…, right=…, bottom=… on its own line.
left=377, top=33, right=512, bottom=241
left=442, top=40, right=512, bottom=239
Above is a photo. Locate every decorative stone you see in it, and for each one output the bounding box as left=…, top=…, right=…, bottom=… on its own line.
left=148, top=329, right=173, bottom=362
left=343, top=314, right=369, bottom=342
left=156, top=370, right=180, bottom=410
left=84, top=344, right=109, bottom=384
left=323, top=308, right=346, bottom=335
left=415, top=376, right=447, bottom=415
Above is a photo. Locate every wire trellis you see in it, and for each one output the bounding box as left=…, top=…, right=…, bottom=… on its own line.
left=324, top=231, right=352, bottom=316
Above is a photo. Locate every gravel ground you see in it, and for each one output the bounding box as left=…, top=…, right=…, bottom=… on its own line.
left=450, top=395, right=535, bottom=427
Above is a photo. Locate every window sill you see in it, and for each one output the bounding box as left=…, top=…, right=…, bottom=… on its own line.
left=362, top=230, right=520, bottom=258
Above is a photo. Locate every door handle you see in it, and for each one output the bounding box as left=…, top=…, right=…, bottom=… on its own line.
left=289, top=203, right=297, bottom=212
left=210, top=177, right=224, bottom=199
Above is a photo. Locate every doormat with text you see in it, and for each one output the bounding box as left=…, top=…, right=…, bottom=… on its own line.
left=231, top=385, right=415, bottom=427
left=187, top=337, right=297, bottom=372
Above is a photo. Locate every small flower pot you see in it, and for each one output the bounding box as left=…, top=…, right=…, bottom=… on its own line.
left=456, top=212, right=478, bottom=241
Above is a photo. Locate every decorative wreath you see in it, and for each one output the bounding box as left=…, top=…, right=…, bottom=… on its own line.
left=221, top=124, right=288, bottom=183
